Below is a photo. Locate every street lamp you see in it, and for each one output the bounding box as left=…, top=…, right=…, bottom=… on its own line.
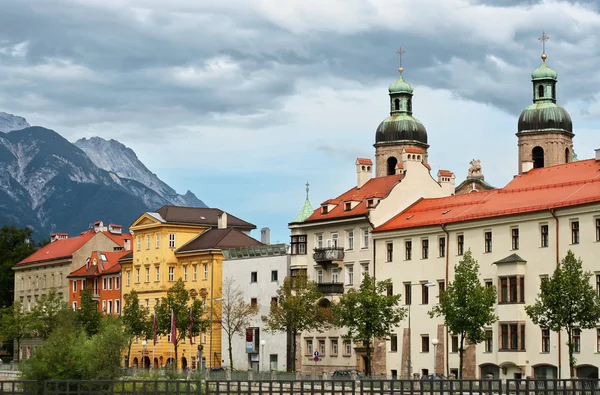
left=260, top=340, right=266, bottom=372
left=208, top=297, right=223, bottom=370
left=141, top=340, right=147, bottom=368
left=431, top=338, right=439, bottom=376
left=407, top=282, right=435, bottom=378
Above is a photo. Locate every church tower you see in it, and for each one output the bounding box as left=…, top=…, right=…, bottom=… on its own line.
left=374, top=51, right=429, bottom=177
left=517, top=32, right=573, bottom=174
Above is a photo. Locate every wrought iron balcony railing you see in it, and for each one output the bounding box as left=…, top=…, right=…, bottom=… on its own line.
left=317, top=282, right=345, bottom=295
left=313, top=247, right=344, bottom=263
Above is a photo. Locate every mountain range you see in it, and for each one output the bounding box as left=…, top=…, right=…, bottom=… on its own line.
left=0, top=112, right=206, bottom=240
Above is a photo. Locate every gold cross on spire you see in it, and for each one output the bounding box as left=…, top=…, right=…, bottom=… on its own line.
left=538, top=31, right=549, bottom=60
left=396, top=47, right=406, bottom=70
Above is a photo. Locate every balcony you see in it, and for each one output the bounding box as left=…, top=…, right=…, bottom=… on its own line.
left=317, top=282, right=345, bottom=295
left=313, top=247, right=344, bottom=263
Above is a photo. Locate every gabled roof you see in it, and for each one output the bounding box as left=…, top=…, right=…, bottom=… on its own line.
left=438, top=170, right=454, bottom=177
left=375, top=159, right=600, bottom=232
left=68, top=250, right=130, bottom=278
left=150, top=205, right=255, bottom=229
left=119, top=251, right=133, bottom=262
left=301, top=174, right=403, bottom=223
left=175, top=228, right=262, bottom=253
left=493, top=254, right=526, bottom=265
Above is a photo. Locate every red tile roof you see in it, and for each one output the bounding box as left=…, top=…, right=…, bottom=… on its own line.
left=303, top=174, right=403, bottom=223
left=18, top=230, right=131, bottom=265
left=438, top=170, right=454, bottom=177
left=356, top=158, right=373, bottom=165
left=68, top=251, right=130, bottom=278
left=404, top=147, right=424, bottom=154
left=375, top=159, right=600, bottom=232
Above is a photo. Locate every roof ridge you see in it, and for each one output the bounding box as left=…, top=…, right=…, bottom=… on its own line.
left=502, top=176, right=600, bottom=194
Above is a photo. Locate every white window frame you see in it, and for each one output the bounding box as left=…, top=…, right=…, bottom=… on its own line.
left=193, top=265, right=197, bottom=281
left=346, top=230, right=354, bottom=250
left=169, top=267, right=175, bottom=282
left=203, top=264, right=209, bottom=280
left=126, top=271, right=131, bottom=287
left=361, top=228, right=370, bottom=249
left=146, top=235, right=151, bottom=250
left=317, top=269, right=323, bottom=284
left=136, top=269, right=140, bottom=283
left=183, top=266, right=188, bottom=281
left=72, top=281, right=77, bottom=293
left=169, top=233, right=176, bottom=248
left=137, top=236, right=141, bottom=251
left=316, top=233, right=323, bottom=249
left=156, top=267, right=160, bottom=282
left=115, top=276, right=120, bottom=290
left=155, top=233, right=160, bottom=248
left=331, top=232, right=339, bottom=248
left=347, top=265, right=354, bottom=285
left=115, top=299, right=120, bottom=314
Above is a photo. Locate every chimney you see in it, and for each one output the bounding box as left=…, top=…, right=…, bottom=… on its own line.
left=261, top=227, right=270, bottom=244
left=595, top=148, right=600, bottom=161
left=356, top=158, right=373, bottom=189
left=124, top=239, right=131, bottom=251
left=93, top=221, right=107, bottom=233
left=108, top=224, right=122, bottom=235
left=437, top=170, right=456, bottom=196
left=521, top=161, right=534, bottom=173
left=218, top=212, right=228, bottom=229
left=50, top=233, right=68, bottom=243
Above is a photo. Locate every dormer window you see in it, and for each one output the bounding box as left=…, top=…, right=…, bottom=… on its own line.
left=321, top=205, right=329, bottom=214
left=345, top=202, right=352, bottom=211
left=367, top=199, right=375, bottom=208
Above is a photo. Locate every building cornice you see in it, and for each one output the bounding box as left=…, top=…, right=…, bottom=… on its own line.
left=289, top=215, right=369, bottom=230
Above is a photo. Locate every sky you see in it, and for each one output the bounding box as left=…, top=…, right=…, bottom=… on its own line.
left=1, top=0, right=600, bottom=243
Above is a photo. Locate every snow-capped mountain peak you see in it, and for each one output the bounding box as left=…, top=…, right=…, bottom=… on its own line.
left=0, top=112, right=30, bottom=133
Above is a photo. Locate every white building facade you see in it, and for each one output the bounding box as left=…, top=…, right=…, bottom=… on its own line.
left=221, top=244, right=290, bottom=372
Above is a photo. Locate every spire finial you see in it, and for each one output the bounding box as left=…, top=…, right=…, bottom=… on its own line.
left=538, top=31, right=549, bottom=61
left=396, top=47, right=406, bottom=72
left=305, top=181, right=310, bottom=200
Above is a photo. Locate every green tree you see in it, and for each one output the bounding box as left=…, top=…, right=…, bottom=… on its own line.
left=525, top=250, right=600, bottom=378
left=218, top=277, right=258, bottom=371
left=261, top=271, right=330, bottom=372
left=155, top=279, right=208, bottom=370
left=0, top=226, right=37, bottom=308
left=0, top=301, right=32, bottom=361
left=333, top=274, right=405, bottom=376
left=429, top=250, right=497, bottom=378
left=76, top=288, right=102, bottom=336
left=29, top=288, right=69, bottom=340
left=122, top=290, right=151, bottom=367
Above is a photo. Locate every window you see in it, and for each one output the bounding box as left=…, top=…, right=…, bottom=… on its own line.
left=390, top=334, right=398, bottom=352
left=344, top=340, right=352, bottom=355
left=115, top=276, right=120, bottom=290
left=271, top=270, right=278, bottom=282
left=146, top=235, right=151, bottom=250
left=250, top=298, right=257, bottom=308
left=183, top=266, right=188, bottom=281
left=291, top=235, right=307, bottom=255
left=203, top=264, right=208, bottom=280
left=571, top=221, right=580, bottom=244
left=145, top=267, right=150, bottom=283
left=347, top=266, right=354, bottom=285
left=421, top=335, right=430, bottom=352
left=115, top=299, right=121, bottom=314
left=485, top=280, right=493, bottom=288
left=72, top=281, right=77, bottom=293
left=421, top=239, right=429, bottom=259
left=331, top=232, right=339, bottom=248
left=155, top=233, right=160, bottom=248
left=269, top=354, right=278, bottom=371
left=573, top=328, right=581, bottom=353
left=499, top=323, right=525, bottom=351
left=361, top=263, right=369, bottom=282
left=103, top=277, right=107, bottom=290
left=319, top=339, right=326, bottom=355
left=421, top=283, right=429, bottom=304
left=541, top=224, right=549, bottom=247
left=155, top=267, right=160, bottom=282
left=347, top=231, right=354, bottom=250
left=596, top=219, right=600, bottom=242
left=438, top=281, right=445, bottom=295
left=484, top=231, right=492, bottom=253
left=305, top=339, right=313, bottom=355
left=362, top=228, right=370, bottom=249
left=126, top=271, right=131, bottom=287
left=439, top=237, right=446, bottom=257
left=405, top=240, right=412, bottom=260
left=538, top=84, right=544, bottom=98
left=511, top=228, right=519, bottom=250
left=193, top=265, right=197, bottom=281
left=108, top=300, right=113, bottom=314
left=136, top=269, right=140, bottom=283
left=168, top=267, right=175, bottom=282
left=596, top=274, right=600, bottom=297
left=386, top=242, right=393, bottom=262
left=317, top=269, right=323, bottom=284
left=457, top=234, right=464, bottom=255
left=484, top=329, right=493, bottom=352
left=271, top=297, right=278, bottom=307
left=451, top=336, right=458, bottom=353
left=331, top=339, right=339, bottom=355
left=332, top=268, right=339, bottom=283
left=72, top=301, right=77, bottom=310
left=251, top=272, right=258, bottom=283
left=404, top=283, right=412, bottom=305
left=597, top=328, right=600, bottom=353
left=169, top=233, right=176, bottom=248
left=542, top=329, right=550, bottom=353
left=102, top=300, right=106, bottom=312
left=316, top=234, right=323, bottom=249
left=137, top=236, right=141, bottom=251
left=499, top=276, right=524, bottom=303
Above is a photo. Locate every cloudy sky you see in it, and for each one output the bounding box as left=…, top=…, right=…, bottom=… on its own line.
left=1, top=0, right=600, bottom=242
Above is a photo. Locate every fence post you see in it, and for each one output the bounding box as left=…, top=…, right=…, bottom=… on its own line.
left=226, top=367, right=231, bottom=381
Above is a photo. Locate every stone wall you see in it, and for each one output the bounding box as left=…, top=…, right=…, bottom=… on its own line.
left=375, top=145, right=429, bottom=178
left=517, top=132, right=573, bottom=174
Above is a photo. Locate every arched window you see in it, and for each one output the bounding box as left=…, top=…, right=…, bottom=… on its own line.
left=538, top=85, right=544, bottom=98
left=407, top=99, right=412, bottom=113
left=532, top=146, right=544, bottom=168
left=552, top=84, right=556, bottom=100
left=387, top=157, right=398, bottom=176
left=565, top=148, right=570, bottom=163
left=394, top=98, right=400, bottom=111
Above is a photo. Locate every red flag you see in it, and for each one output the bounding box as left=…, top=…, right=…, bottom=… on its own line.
left=171, top=309, right=177, bottom=345
left=189, top=307, right=193, bottom=345
left=153, top=313, right=157, bottom=346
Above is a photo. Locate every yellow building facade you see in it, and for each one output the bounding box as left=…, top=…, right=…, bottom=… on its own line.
left=122, top=205, right=261, bottom=370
